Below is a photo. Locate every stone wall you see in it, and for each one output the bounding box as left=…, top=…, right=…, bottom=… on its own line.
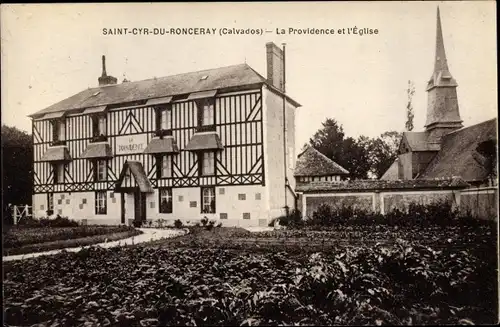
left=299, top=187, right=498, bottom=221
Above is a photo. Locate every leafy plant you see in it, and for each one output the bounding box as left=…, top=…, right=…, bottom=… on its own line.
left=200, top=217, right=208, bottom=227
left=174, top=219, right=183, bottom=229
left=206, top=220, right=215, bottom=231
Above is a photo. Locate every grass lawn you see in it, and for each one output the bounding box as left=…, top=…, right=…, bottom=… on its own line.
left=3, top=225, right=498, bottom=326
left=3, top=225, right=142, bottom=256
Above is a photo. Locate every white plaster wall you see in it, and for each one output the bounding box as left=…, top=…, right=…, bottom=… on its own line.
left=33, top=192, right=121, bottom=225
left=263, top=86, right=298, bottom=219
left=215, top=185, right=268, bottom=227
left=141, top=185, right=269, bottom=227
left=33, top=194, right=47, bottom=218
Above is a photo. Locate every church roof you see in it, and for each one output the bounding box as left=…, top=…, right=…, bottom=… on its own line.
left=30, top=63, right=300, bottom=118
left=380, top=158, right=399, bottom=180
left=401, top=132, right=441, bottom=152
left=418, top=118, right=497, bottom=182
left=294, top=146, right=349, bottom=177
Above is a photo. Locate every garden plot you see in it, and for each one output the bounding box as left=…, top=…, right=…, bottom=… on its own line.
left=3, top=224, right=497, bottom=326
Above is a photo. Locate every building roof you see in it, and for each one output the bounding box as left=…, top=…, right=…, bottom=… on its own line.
left=401, top=132, right=441, bottom=152
left=418, top=118, right=497, bottom=182
left=29, top=63, right=300, bottom=118
left=143, top=137, right=179, bottom=154
left=294, top=146, right=349, bottom=177
left=39, top=146, right=72, bottom=162
left=115, top=161, right=153, bottom=193
left=185, top=132, right=224, bottom=151
left=296, top=177, right=470, bottom=193
left=80, top=142, right=113, bottom=159
left=380, top=158, right=399, bottom=180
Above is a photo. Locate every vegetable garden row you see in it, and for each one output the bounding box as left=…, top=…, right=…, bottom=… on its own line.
left=3, top=224, right=497, bottom=326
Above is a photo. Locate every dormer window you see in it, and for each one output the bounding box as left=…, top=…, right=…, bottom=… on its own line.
left=155, top=105, right=172, bottom=133
left=196, top=98, right=215, bottom=127
left=51, top=119, right=66, bottom=144
left=92, top=114, right=107, bottom=139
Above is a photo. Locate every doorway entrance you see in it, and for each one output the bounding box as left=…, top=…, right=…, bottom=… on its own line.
left=134, top=191, right=147, bottom=223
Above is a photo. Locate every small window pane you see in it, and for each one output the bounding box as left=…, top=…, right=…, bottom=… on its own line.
left=202, top=100, right=214, bottom=126
left=202, top=152, right=214, bottom=176
left=95, top=191, right=107, bottom=215
left=201, top=187, right=216, bottom=213
left=97, top=160, right=107, bottom=181
left=59, top=121, right=66, bottom=141
left=98, top=116, right=106, bottom=135
left=159, top=188, right=173, bottom=213
left=162, top=155, right=171, bottom=178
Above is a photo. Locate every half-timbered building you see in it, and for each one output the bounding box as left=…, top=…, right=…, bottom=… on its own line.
left=30, top=42, right=300, bottom=227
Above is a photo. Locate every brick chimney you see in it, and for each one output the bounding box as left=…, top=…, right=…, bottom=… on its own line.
left=266, top=42, right=284, bottom=92
left=98, top=55, right=118, bottom=87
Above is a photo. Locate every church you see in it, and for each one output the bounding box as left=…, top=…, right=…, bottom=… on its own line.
left=29, top=42, right=299, bottom=227
left=382, top=8, right=497, bottom=187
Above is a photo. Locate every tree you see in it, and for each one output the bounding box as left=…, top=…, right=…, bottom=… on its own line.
left=309, top=118, right=345, bottom=164
left=405, top=80, right=415, bottom=131
left=2, top=125, right=33, bottom=208
left=308, top=118, right=401, bottom=180
left=363, top=131, right=402, bottom=179
left=309, top=118, right=370, bottom=179
left=474, top=139, right=497, bottom=185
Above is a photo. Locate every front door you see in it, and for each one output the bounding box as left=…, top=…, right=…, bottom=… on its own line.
left=134, top=191, right=146, bottom=223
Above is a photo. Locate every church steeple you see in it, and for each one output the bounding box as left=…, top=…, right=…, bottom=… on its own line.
left=425, top=6, right=463, bottom=140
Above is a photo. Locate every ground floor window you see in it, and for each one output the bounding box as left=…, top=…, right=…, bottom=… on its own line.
left=159, top=188, right=173, bottom=213
left=201, top=187, right=216, bottom=213
left=95, top=191, right=107, bottom=215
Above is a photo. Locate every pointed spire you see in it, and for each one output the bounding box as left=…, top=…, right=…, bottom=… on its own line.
left=434, top=6, right=450, bottom=74
left=425, top=6, right=462, bottom=138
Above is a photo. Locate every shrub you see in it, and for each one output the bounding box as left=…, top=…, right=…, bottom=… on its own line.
left=174, top=219, right=183, bottom=229
left=306, top=201, right=476, bottom=228
left=216, top=222, right=222, bottom=228
left=200, top=217, right=208, bottom=227
left=311, top=204, right=333, bottom=226
left=206, top=220, right=215, bottom=231
left=275, top=209, right=304, bottom=228
left=156, top=219, right=165, bottom=228
left=132, top=220, right=143, bottom=228
left=17, top=215, right=79, bottom=228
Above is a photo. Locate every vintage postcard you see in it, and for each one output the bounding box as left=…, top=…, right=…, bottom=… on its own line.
left=1, top=1, right=498, bottom=326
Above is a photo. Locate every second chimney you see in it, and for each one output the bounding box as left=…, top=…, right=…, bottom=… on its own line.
left=98, top=55, right=118, bottom=87
left=266, top=42, right=284, bottom=92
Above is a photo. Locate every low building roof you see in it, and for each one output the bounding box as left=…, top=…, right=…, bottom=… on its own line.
left=296, top=178, right=470, bottom=193
left=294, top=146, right=349, bottom=177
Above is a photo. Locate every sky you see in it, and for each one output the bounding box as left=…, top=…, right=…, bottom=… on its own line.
left=1, top=1, right=497, bottom=151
